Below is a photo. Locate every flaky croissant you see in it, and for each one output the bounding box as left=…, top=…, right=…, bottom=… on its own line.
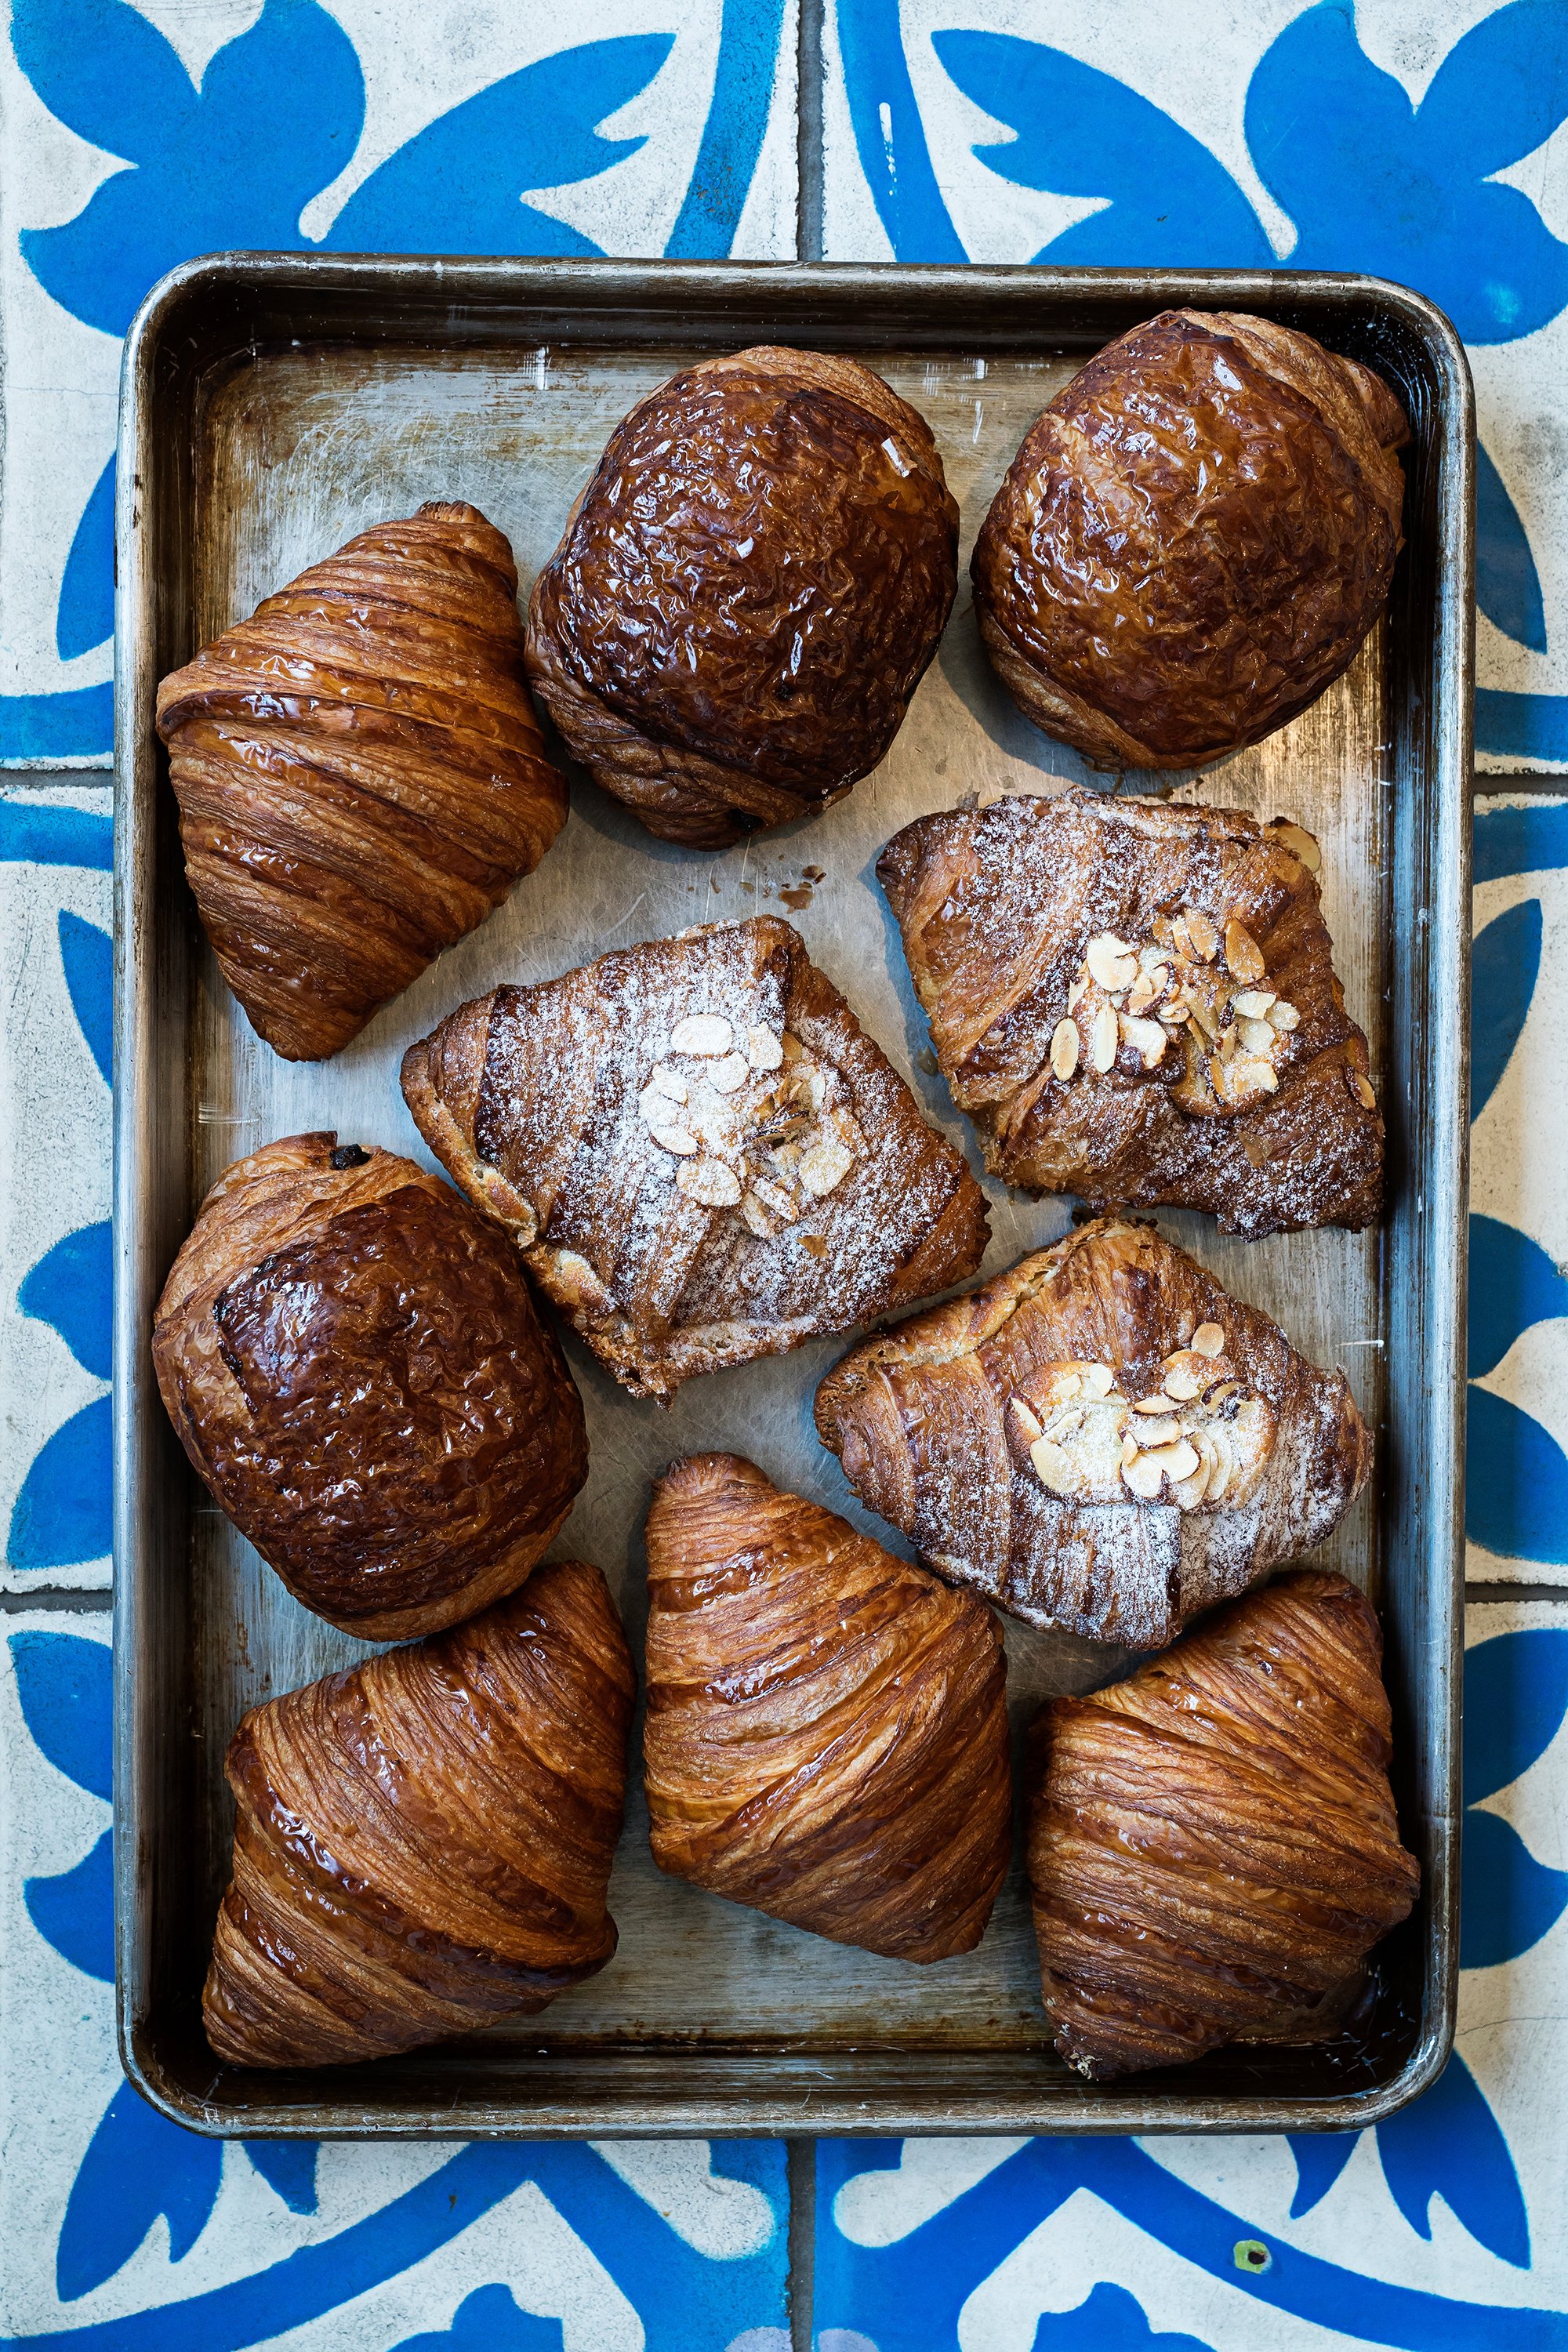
left=878, top=789, right=1381, bottom=1236
left=525, top=347, right=958, bottom=846
left=155, top=500, right=566, bottom=1060
left=643, top=1455, right=1011, bottom=1961
left=204, top=1559, right=633, bottom=2068
left=1026, top=1570, right=1419, bottom=2078
left=152, top=1133, right=586, bottom=1641
left=815, top=1214, right=1371, bottom=1650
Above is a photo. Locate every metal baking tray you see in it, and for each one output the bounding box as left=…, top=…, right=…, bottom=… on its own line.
left=114, top=256, right=1472, bottom=2138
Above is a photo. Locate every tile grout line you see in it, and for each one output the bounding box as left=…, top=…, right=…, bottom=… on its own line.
left=1, top=1587, right=113, bottom=1612
left=786, top=2135, right=815, bottom=2352
left=796, top=0, right=825, bottom=264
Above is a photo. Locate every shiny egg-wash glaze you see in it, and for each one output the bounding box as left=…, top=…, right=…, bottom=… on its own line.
left=525, top=347, right=958, bottom=846
left=152, top=1134, right=587, bottom=1642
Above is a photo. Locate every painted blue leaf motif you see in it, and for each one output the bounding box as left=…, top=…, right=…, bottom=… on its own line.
left=1468, top=1215, right=1568, bottom=1381
left=1476, top=441, right=1548, bottom=653
left=932, top=31, right=1272, bottom=267
left=8, top=1628, right=111, bottom=1797
left=243, top=2140, right=320, bottom=2215
left=56, top=454, right=116, bottom=662
left=24, top=1826, right=113, bottom=1980
left=1465, top=1628, right=1568, bottom=1801
left=7, top=1393, right=113, bottom=1570
left=0, top=798, right=113, bottom=870
left=1475, top=799, right=1568, bottom=885
left=19, top=1221, right=112, bottom=1381
left=667, top=0, right=790, bottom=259
left=1467, top=1385, right=1568, bottom=1564
left=1462, top=1809, right=1568, bottom=1967
left=1246, top=0, right=1568, bottom=344
left=1375, top=2051, right=1530, bottom=2267
left=1031, top=2282, right=1214, bottom=2347
left=1471, top=900, right=1542, bottom=1122
left=56, top=2079, right=223, bottom=2300
left=392, top=2282, right=565, bottom=2350
left=1286, top=2132, right=1357, bottom=2218
left=58, top=909, right=114, bottom=1089
left=325, top=38, right=673, bottom=257
left=837, top=0, right=967, bottom=260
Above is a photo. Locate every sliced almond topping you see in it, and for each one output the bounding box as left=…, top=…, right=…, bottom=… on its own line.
left=750, top=1174, right=798, bottom=1223
left=1223, top=919, right=1266, bottom=983
left=1268, top=818, right=1322, bottom=873
left=1191, top=1322, right=1226, bottom=1358
left=1161, top=1365, right=1203, bottom=1402
left=1160, top=999, right=1192, bottom=1026
left=1347, top=1065, right=1377, bottom=1109
left=646, top=1064, right=688, bottom=1103
left=798, top=1138, right=855, bottom=1196
left=1127, top=971, right=1160, bottom=1017
left=1066, top=975, right=1087, bottom=1015
left=1233, top=1055, right=1279, bottom=1094
left=1268, top=999, right=1301, bottom=1033
left=1050, top=1017, right=1080, bottom=1080
left=1120, top=1014, right=1167, bottom=1069
left=745, top=1025, right=785, bottom=1071
left=1120, top=1432, right=1140, bottom=1468
left=671, top=1013, right=734, bottom=1057
left=739, top=1191, right=777, bottom=1240
left=1090, top=1004, right=1119, bottom=1074
left=780, top=1030, right=804, bottom=1061
left=648, top=1121, right=699, bottom=1156
left=1056, top=1370, right=1083, bottom=1400
left=709, top=1052, right=751, bottom=1094
left=1083, top=1362, right=1117, bottom=1396
left=1148, top=1439, right=1200, bottom=1483
left=1207, top=1428, right=1235, bottom=1500
left=1009, top=1396, right=1045, bottom=1444
left=1232, top=990, right=1277, bottom=1018
left=1122, top=1453, right=1165, bottom=1501
left=1132, top=1416, right=1181, bottom=1448
left=1185, top=909, right=1220, bottom=961
left=1133, top=1393, right=1177, bottom=1415
left=1087, top=933, right=1138, bottom=993
left=1172, top=1451, right=1213, bottom=1508
left=1237, top=1017, right=1277, bottom=1055
left=1030, top=1436, right=1078, bottom=1494
left=677, top=1157, right=742, bottom=1207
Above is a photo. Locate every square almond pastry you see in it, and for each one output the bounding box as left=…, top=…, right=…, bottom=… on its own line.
left=877, top=789, right=1381, bottom=1236
left=402, top=916, right=989, bottom=1401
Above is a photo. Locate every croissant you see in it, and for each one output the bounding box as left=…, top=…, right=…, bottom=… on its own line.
left=524, top=347, right=958, bottom=847
left=401, top=915, right=989, bottom=1403
left=815, top=1215, right=1371, bottom=1650
left=972, top=310, right=1407, bottom=770
left=155, top=500, right=566, bottom=1060
left=1026, top=1570, right=1419, bottom=2078
left=878, top=789, right=1381, bottom=1236
left=642, top=1455, right=1011, bottom=1961
left=151, top=1133, right=586, bottom=1641
left=204, top=1559, right=633, bottom=2068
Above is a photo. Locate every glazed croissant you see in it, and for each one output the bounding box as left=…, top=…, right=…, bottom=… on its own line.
left=152, top=1134, right=587, bottom=1641
left=204, top=1559, right=633, bottom=2068
left=525, top=347, right=958, bottom=846
left=1026, top=1570, right=1419, bottom=2078
left=155, top=500, right=566, bottom=1060
left=815, top=1215, right=1371, bottom=1650
left=643, top=1455, right=1011, bottom=1961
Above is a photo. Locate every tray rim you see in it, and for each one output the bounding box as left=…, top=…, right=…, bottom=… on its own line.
left=113, top=252, right=1473, bottom=2139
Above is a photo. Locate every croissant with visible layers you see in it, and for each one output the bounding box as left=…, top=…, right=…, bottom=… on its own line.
left=401, top=916, right=989, bottom=1403
left=525, top=348, right=958, bottom=846
left=156, top=501, right=566, bottom=1060
left=205, top=1560, right=633, bottom=2068
left=643, top=1456, right=1011, bottom=1961
left=152, top=1134, right=586, bottom=1641
left=1026, top=1570, right=1419, bottom=2079
left=815, top=1215, right=1371, bottom=1650
left=878, top=789, right=1381, bottom=1236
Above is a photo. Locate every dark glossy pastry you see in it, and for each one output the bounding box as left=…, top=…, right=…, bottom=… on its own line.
left=401, top=916, right=989, bottom=1403
left=151, top=1133, right=586, bottom=1641
left=204, top=1559, right=633, bottom=2068
left=644, top=1455, right=1011, bottom=1960
left=156, top=501, right=565, bottom=1060
left=878, top=789, right=1381, bottom=1236
left=1026, top=1570, right=1419, bottom=2078
left=815, top=1215, right=1372, bottom=1649
left=972, top=310, right=1407, bottom=770
left=524, top=347, right=958, bottom=847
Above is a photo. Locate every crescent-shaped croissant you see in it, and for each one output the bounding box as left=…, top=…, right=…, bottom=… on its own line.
left=815, top=1214, right=1371, bottom=1650
left=152, top=1134, right=587, bottom=1641
left=155, top=500, right=566, bottom=1061
left=1026, top=1570, right=1419, bottom=2079
left=204, top=1559, right=633, bottom=2068
left=643, top=1455, right=1011, bottom=1962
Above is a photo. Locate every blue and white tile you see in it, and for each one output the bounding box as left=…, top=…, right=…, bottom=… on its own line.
left=0, top=0, right=799, bottom=769
left=821, top=0, right=1568, bottom=771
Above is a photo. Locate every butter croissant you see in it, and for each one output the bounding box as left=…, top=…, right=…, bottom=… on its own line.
left=815, top=1214, right=1371, bottom=1650
left=204, top=1559, right=633, bottom=2068
left=156, top=500, right=566, bottom=1060
left=1027, top=1570, right=1419, bottom=2079
left=644, top=1455, right=1011, bottom=1961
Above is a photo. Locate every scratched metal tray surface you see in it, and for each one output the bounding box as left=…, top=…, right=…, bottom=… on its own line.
left=113, top=257, right=1472, bottom=2138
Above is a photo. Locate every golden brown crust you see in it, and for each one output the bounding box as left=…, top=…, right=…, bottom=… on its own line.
left=151, top=1134, right=587, bottom=1639
left=203, top=1559, right=633, bottom=2068
left=643, top=1454, right=1011, bottom=1961
left=401, top=916, right=989, bottom=1403
left=524, top=348, right=958, bottom=847
left=1025, top=1570, right=1419, bottom=2078
left=155, top=501, right=566, bottom=1059
left=815, top=1215, right=1372, bottom=1649
left=971, top=310, right=1407, bottom=771
left=877, top=789, right=1382, bottom=1236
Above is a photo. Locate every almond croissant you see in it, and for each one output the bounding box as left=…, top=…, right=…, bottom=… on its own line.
left=1027, top=1570, right=1419, bottom=2079
left=156, top=500, right=566, bottom=1060
left=644, top=1455, right=1011, bottom=1962
left=205, top=1559, right=633, bottom=2068
left=815, top=1214, right=1371, bottom=1650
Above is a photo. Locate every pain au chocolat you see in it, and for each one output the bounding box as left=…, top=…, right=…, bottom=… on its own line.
left=878, top=789, right=1381, bottom=1236
left=1026, top=1570, right=1419, bottom=2079
left=971, top=310, right=1407, bottom=771
left=643, top=1455, right=1011, bottom=1961
left=205, top=1559, right=633, bottom=2068
left=401, top=916, right=989, bottom=1403
left=151, top=1134, right=586, bottom=1641
left=815, top=1215, right=1371, bottom=1650
left=524, top=347, right=958, bottom=847
left=155, top=501, right=565, bottom=1060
